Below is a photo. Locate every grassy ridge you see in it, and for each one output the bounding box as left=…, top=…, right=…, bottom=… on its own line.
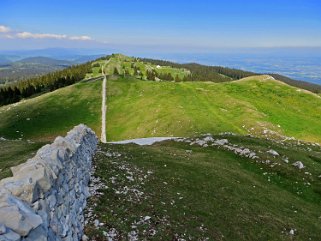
left=1, top=74, right=320, bottom=144
left=102, top=54, right=190, bottom=80
left=0, top=79, right=102, bottom=141
left=107, top=75, right=321, bottom=143
left=85, top=54, right=190, bottom=82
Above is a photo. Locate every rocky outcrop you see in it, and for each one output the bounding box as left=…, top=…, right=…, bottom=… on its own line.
left=0, top=124, right=98, bottom=241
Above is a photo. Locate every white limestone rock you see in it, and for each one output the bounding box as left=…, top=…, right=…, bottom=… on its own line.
left=292, top=161, right=304, bottom=169
left=214, top=139, right=229, bottom=146
left=0, top=224, right=6, bottom=234
left=25, top=225, right=47, bottom=241
left=267, top=149, right=279, bottom=156
left=0, top=229, right=21, bottom=241
left=0, top=191, right=42, bottom=236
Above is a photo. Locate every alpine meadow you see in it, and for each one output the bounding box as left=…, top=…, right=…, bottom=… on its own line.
left=1, top=1, right=321, bottom=240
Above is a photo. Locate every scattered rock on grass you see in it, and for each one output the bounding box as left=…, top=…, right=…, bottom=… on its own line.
left=267, top=149, right=279, bottom=156
left=292, top=161, right=304, bottom=169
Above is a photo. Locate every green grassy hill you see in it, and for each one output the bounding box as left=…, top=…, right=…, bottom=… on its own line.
left=87, top=54, right=191, bottom=81
left=107, top=75, right=321, bottom=143
left=0, top=78, right=102, bottom=141
left=0, top=55, right=321, bottom=145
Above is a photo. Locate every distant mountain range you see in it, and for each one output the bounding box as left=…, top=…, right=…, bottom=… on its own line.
left=0, top=57, right=69, bottom=84
left=15, top=56, right=72, bottom=66
left=0, top=47, right=108, bottom=61
left=0, top=51, right=105, bottom=84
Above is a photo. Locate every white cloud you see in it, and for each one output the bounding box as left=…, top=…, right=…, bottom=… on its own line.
left=0, top=25, right=10, bottom=33
left=16, top=31, right=68, bottom=39
left=0, top=24, right=93, bottom=41
left=69, top=35, right=92, bottom=41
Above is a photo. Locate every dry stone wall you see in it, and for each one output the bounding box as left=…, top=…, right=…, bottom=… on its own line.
left=0, top=124, right=98, bottom=241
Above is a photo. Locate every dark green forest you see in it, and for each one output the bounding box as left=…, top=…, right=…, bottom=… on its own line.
left=0, top=62, right=92, bottom=106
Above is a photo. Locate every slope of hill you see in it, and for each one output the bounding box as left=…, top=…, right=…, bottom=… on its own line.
left=269, top=73, right=321, bottom=93
left=0, top=79, right=102, bottom=141
left=106, top=75, right=321, bottom=143
left=85, top=136, right=321, bottom=240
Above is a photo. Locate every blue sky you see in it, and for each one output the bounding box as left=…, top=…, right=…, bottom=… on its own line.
left=0, top=0, right=321, bottom=51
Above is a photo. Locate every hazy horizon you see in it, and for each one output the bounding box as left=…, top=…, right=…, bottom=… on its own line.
left=1, top=47, right=321, bottom=85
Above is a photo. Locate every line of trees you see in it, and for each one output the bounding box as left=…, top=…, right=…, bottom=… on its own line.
left=157, top=72, right=174, bottom=81
left=139, top=58, right=255, bottom=82
left=269, top=74, right=321, bottom=94
left=146, top=69, right=186, bottom=81
left=0, top=62, right=92, bottom=106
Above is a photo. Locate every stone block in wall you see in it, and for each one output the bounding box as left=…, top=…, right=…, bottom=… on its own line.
left=0, top=190, right=43, bottom=236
